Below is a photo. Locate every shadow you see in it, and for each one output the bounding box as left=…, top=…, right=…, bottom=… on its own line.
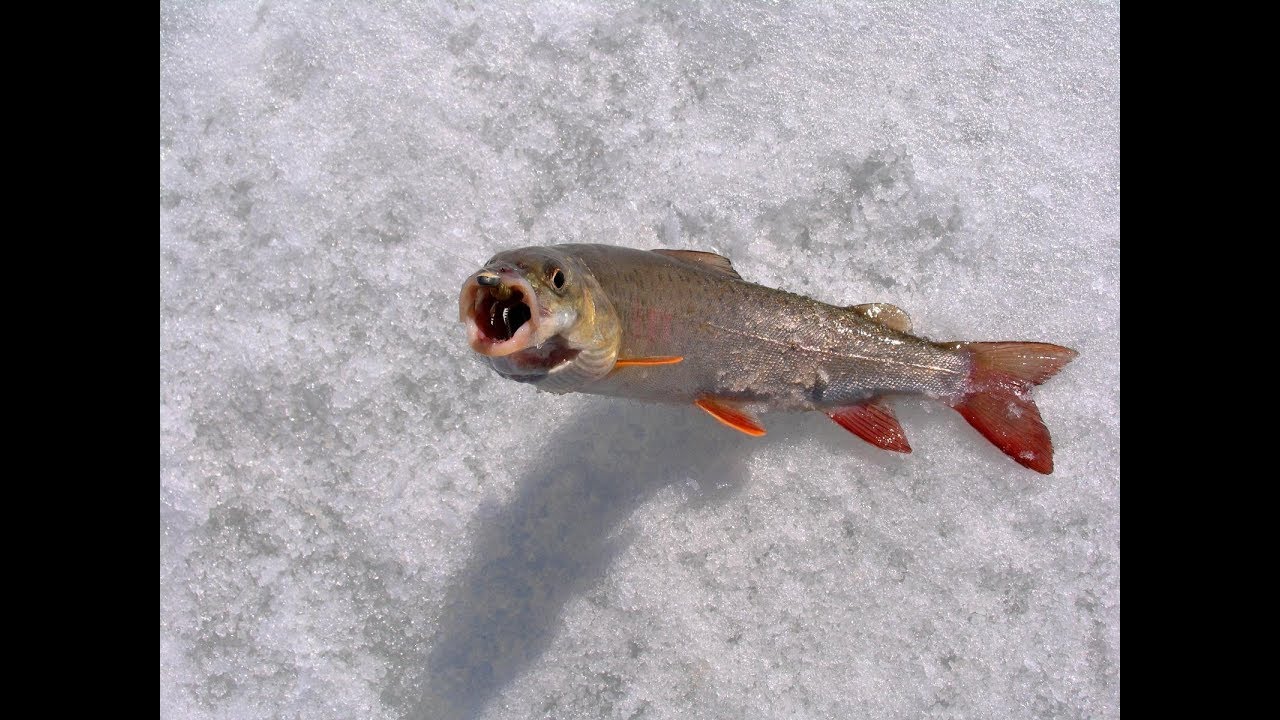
left=407, top=400, right=759, bottom=719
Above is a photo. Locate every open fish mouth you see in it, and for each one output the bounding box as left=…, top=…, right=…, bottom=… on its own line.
left=461, top=273, right=538, bottom=357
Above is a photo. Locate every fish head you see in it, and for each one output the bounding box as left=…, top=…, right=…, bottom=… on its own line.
left=459, top=246, right=620, bottom=390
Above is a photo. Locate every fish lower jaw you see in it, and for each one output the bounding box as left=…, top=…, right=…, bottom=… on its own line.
left=488, top=335, right=582, bottom=376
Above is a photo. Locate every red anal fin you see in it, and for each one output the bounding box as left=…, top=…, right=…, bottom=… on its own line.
left=614, top=356, right=684, bottom=368
left=827, top=398, right=911, bottom=453
left=695, top=397, right=766, bottom=437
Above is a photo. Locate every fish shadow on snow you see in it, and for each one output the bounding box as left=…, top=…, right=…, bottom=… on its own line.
left=414, top=399, right=778, bottom=719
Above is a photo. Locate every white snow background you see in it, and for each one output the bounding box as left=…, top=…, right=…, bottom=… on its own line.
left=160, top=2, right=1119, bottom=719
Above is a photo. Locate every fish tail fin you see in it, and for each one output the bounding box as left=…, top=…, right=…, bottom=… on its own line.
left=946, top=341, right=1078, bottom=474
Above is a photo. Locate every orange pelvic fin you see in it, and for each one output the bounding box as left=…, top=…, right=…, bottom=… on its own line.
left=950, top=341, right=1078, bottom=474
left=826, top=398, right=912, bottom=453
left=613, top=356, right=684, bottom=368
left=695, top=397, right=766, bottom=437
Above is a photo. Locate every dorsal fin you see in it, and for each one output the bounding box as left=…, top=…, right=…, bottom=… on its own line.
left=652, top=249, right=742, bottom=280
left=848, top=303, right=912, bottom=333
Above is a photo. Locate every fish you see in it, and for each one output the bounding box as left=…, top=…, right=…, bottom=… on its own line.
left=459, top=244, right=1077, bottom=474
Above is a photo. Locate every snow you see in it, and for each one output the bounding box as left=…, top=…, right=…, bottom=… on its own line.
left=160, top=2, right=1119, bottom=718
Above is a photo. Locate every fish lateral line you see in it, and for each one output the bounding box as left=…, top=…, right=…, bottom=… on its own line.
left=701, top=320, right=963, bottom=377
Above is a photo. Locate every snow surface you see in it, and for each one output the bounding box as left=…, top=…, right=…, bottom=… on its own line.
left=160, top=2, right=1119, bottom=718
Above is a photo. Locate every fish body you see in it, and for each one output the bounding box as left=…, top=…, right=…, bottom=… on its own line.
left=460, top=244, right=1076, bottom=473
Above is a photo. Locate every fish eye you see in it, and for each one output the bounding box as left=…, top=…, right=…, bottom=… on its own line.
left=550, top=268, right=565, bottom=289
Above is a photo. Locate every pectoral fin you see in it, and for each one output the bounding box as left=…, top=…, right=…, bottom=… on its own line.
left=613, top=356, right=684, bottom=368
left=826, top=398, right=911, bottom=453
left=695, top=397, right=766, bottom=436
left=848, top=303, right=912, bottom=333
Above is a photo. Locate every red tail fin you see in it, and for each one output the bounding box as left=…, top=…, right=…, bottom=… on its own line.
left=949, top=342, right=1077, bottom=474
